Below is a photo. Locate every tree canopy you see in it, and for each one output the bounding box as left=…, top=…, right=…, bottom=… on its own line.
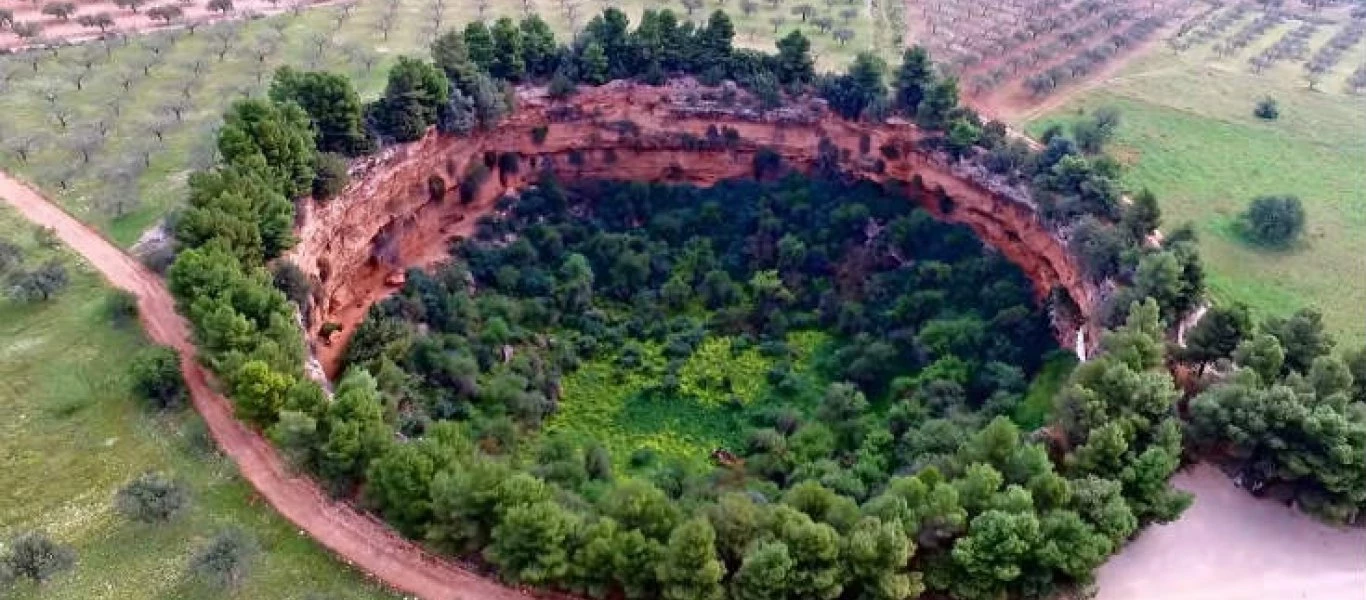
left=149, top=6, right=1360, bottom=599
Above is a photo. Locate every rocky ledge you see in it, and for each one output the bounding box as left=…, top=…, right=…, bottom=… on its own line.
left=288, top=80, right=1098, bottom=376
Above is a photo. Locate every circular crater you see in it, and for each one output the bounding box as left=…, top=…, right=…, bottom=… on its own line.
left=279, top=82, right=1123, bottom=600
left=290, top=83, right=1099, bottom=377
left=340, top=175, right=1064, bottom=470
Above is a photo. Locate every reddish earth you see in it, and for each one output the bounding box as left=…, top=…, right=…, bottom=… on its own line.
left=293, top=81, right=1100, bottom=377
left=0, top=170, right=541, bottom=600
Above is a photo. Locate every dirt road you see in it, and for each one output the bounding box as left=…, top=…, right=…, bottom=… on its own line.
left=0, top=171, right=536, bottom=600
left=10, top=169, right=1363, bottom=600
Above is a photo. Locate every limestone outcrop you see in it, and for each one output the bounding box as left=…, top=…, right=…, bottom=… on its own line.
left=288, top=80, right=1098, bottom=376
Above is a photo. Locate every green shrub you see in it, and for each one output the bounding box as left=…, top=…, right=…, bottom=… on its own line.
left=428, top=174, right=447, bottom=202
left=32, top=225, right=59, bottom=248
left=1253, top=96, right=1279, bottom=120
left=271, top=261, right=313, bottom=311
left=547, top=72, right=577, bottom=99
left=7, top=260, right=69, bottom=302
left=130, top=345, right=187, bottom=410
left=0, top=238, right=22, bottom=274
left=311, top=152, right=351, bottom=201
left=498, top=152, right=521, bottom=174
left=188, top=528, right=259, bottom=589
left=115, top=472, right=190, bottom=523
left=459, top=162, right=491, bottom=204
left=0, top=531, right=75, bottom=584
left=105, top=289, right=140, bottom=326
left=1238, top=194, right=1305, bottom=247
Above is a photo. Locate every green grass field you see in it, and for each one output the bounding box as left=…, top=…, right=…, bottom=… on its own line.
left=0, top=206, right=395, bottom=599
left=0, top=0, right=895, bottom=247
left=1028, top=7, right=1366, bottom=342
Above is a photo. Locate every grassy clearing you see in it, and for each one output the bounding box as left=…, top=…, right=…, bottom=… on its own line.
left=549, top=331, right=828, bottom=469
left=0, top=206, right=395, bottom=600
left=0, top=0, right=893, bottom=247
left=1027, top=12, right=1366, bottom=341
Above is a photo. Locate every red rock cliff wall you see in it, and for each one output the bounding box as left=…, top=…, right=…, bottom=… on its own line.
left=289, top=83, right=1097, bottom=376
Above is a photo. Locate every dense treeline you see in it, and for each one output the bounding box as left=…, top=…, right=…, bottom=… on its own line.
left=154, top=4, right=1365, bottom=600
left=1184, top=305, right=1366, bottom=523
left=327, top=176, right=1189, bottom=600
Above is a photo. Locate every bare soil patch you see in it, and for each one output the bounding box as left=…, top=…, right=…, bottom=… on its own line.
left=1096, top=463, right=1366, bottom=600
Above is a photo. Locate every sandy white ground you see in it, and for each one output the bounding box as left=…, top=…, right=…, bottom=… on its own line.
left=1096, top=463, right=1366, bottom=600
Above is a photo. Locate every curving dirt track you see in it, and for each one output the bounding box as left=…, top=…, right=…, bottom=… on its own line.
left=0, top=170, right=536, bottom=600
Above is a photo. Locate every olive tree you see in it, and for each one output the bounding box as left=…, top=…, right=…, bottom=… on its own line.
left=40, top=2, right=78, bottom=21
left=76, top=12, right=116, bottom=31
left=189, top=528, right=259, bottom=588
left=1238, top=194, right=1305, bottom=247
left=115, top=471, right=191, bottom=523
left=0, top=531, right=76, bottom=584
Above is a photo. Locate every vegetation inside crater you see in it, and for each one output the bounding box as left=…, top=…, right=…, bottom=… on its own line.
left=308, top=174, right=1189, bottom=600
left=144, top=4, right=1365, bottom=598
left=344, top=176, right=1058, bottom=471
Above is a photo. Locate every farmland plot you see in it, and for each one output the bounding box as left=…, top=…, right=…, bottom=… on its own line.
left=0, top=0, right=896, bottom=246
left=903, top=0, right=1193, bottom=117
left=1028, top=1, right=1366, bottom=340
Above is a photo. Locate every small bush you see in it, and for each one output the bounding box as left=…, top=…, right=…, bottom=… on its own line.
left=547, top=72, right=577, bottom=99
left=427, top=174, right=447, bottom=202
left=459, top=162, right=491, bottom=204
left=7, top=260, right=68, bottom=302
left=0, top=238, right=23, bottom=274
left=497, top=152, right=521, bottom=175
left=752, top=147, right=783, bottom=179
left=130, top=345, right=187, bottom=410
left=32, top=225, right=59, bottom=248
left=0, top=531, right=76, bottom=584
left=115, top=471, right=190, bottom=523
left=311, top=152, right=350, bottom=201
left=105, top=289, right=140, bottom=326
left=181, top=417, right=216, bottom=456
left=1253, top=97, right=1279, bottom=120
left=531, top=125, right=549, bottom=145
left=320, top=321, right=343, bottom=338
left=271, top=261, right=312, bottom=311
left=139, top=244, right=178, bottom=274
left=188, top=528, right=259, bottom=589
left=629, top=447, right=659, bottom=469
left=1238, top=194, right=1305, bottom=247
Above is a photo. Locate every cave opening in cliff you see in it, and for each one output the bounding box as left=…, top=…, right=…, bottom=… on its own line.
left=337, top=172, right=1067, bottom=472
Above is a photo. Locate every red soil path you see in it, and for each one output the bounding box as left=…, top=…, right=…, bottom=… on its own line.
left=0, top=170, right=537, bottom=600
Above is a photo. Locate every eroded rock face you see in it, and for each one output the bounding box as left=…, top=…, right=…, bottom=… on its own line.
left=289, top=81, right=1098, bottom=376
